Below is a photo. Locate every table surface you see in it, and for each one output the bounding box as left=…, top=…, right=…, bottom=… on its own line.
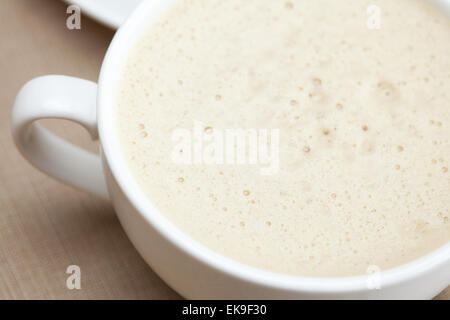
left=0, top=0, right=447, bottom=300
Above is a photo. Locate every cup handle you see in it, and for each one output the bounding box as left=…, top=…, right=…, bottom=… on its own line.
left=11, top=75, right=109, bottom=200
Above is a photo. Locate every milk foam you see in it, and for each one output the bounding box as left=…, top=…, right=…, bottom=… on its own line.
left=117, top=0, right=450, bottom=277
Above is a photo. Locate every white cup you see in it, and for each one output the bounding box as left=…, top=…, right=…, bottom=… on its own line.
left=11, top=0, right=450, bottom=299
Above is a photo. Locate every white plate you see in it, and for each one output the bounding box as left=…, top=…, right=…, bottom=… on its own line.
left=64, top=0, right=142, bottom=29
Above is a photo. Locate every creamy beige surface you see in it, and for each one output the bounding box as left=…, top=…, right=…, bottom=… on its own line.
left=118, top=0, right=450, bottom=277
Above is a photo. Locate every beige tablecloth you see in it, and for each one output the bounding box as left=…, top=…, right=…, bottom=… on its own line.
left=0, top=0, right=447, bottom=300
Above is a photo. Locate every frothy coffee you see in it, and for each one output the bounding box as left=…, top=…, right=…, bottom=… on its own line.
left=117, top=0, right=450, bottom=277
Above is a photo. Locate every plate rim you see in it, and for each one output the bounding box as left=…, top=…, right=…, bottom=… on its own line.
left=63, top=0, right=129, bottom=29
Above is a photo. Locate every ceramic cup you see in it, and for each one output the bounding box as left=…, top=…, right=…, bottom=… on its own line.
left=11, top=0, right=450, bottom=299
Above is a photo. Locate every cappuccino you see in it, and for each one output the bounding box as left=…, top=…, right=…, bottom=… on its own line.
left=117, top=0, right=450, bottom=277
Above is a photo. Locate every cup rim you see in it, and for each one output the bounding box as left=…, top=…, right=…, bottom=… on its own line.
left=97, top=0, right=450, bottom=294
